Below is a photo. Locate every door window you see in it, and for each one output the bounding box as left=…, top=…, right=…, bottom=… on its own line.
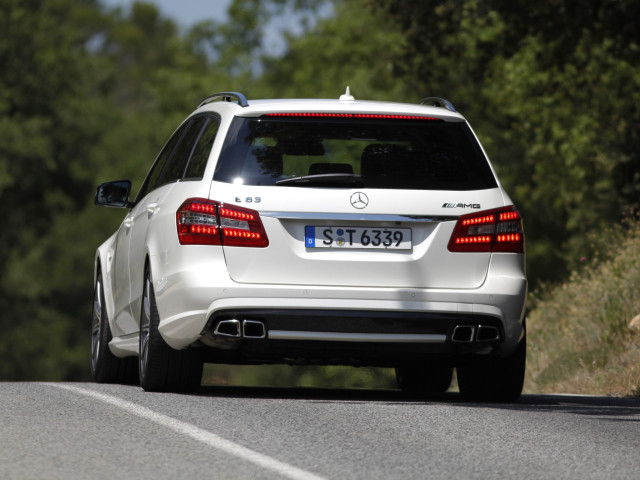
left=184, top=116, right=220, bottom=180
left=136, top=115, right=215, bottom=201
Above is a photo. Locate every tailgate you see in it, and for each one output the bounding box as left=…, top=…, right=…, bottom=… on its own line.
left=216, top=185, right=504, bottom=289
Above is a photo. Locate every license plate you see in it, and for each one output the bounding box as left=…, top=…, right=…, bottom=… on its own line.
left=305, top=226, right=412, bottom=250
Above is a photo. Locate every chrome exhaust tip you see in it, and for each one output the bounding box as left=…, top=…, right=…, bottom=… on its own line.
left=243, top=320, right=266, bottom=339
left=452, top=325, right=476, bottom=343
left=214, top=319, right=241, bottom=337
left=476, top=325, right=501, bottom=342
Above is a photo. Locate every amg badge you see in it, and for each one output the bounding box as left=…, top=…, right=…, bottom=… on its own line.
left=442, top=203, right=481, bottom=209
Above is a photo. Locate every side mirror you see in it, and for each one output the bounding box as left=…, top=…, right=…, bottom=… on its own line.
left=95, top=180, right=133, bottom=208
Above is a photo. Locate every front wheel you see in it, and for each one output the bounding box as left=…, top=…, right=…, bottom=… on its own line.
left=138, top=269, right=203, bottom=392
left=457, top=322, right=526, bottom=402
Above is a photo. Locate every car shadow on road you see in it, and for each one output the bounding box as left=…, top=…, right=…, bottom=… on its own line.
left=503, top=393, right=640, bottom=420
left=196, top=385, right=640, bottom=419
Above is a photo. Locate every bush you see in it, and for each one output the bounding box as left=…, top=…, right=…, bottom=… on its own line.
left=525, top=215, right=640, bottom=397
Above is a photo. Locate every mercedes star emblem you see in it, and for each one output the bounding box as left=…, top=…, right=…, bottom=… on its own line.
left=350, top=192, right=369, bottom=209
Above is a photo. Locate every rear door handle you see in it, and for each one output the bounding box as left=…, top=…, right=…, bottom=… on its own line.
left=122, top=216, right=134, bottom=229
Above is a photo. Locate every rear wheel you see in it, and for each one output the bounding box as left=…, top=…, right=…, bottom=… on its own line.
left=395, top=365, right=453, bottom=394
left=138, top=268, right=203, bottom=392
left=457, top=322, right=526, bottom=402
left=91, top=271, right=138, bottom=384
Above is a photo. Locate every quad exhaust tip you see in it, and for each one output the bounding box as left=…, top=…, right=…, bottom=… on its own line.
left=213, top=319, right=266, bottom=339
left=476, top=325, right=501, bottom=342
left=214, top=319, right=241, bottom=337
left=452, top=325, right=501, bottom=343
left=452, top=325, right=476, bottom=343
left=243, top=320, right=266, bottom=339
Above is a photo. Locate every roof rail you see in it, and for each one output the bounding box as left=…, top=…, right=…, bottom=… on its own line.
left=420, top=97, right=456, bottom=112
left=198, top=92, right=249, bottom=108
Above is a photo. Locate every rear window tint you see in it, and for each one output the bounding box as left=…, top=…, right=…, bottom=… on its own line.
left=213, top=117, right=497, bottom=191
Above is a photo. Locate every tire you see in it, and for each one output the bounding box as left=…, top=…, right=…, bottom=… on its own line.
left=395, top=365, right=453, bottom=394
left=138, top=268, right=203, bottom=392
left=457, top=322, right=526, bottom=402
left=91, top=271, right=138, bottom=384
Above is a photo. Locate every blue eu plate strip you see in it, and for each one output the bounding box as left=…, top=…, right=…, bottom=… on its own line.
left=305, top=226, right=315, bottom=248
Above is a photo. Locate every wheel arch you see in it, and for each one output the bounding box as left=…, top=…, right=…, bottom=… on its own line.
left=141, top=252, right=170, bottom=325
left=131, top=253, right=154, bottom=328
left=95, top=233, right=118, bottom=330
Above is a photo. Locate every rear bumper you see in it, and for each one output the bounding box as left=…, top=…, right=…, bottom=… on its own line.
left=155, top=287, right=525, bottom=363
left=151, top=251, right=526, bottom=364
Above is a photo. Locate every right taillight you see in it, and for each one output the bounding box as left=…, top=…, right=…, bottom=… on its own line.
left=448, top=206, right=524, bottom=253
left=177, top=198, right=269, bottom=248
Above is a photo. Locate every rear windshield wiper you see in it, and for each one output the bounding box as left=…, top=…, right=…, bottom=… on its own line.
left=276, top=173, right=363, bottom=187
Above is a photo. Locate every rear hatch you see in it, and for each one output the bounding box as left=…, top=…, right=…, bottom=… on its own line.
left=209, top=112, right=508, bottom=290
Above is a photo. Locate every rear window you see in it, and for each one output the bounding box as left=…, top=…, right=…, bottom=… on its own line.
left=213, top=117, right=497, bottom=190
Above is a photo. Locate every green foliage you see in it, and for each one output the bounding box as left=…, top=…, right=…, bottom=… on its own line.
left=486, top=35, right=640, bottom=281
left=0, top=0, right=105, bottom=380
left=371, top=0, right=640, bottom=284
left=256, top=0, right=409, bottom=100
left=2, top=0, right=639, bottom=386
left=0, top=0, right=226, bottom=380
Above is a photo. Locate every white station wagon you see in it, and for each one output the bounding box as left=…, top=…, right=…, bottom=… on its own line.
left=92, top=89, right=527, bottom=401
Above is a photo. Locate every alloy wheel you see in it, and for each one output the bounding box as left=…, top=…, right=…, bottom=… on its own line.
left=90, top=276, right=103, bottom=374
left=139, top=275, right=152, bottom=379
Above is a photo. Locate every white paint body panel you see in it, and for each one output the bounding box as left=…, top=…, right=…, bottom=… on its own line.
left=94, top=96, right=527, bottom=361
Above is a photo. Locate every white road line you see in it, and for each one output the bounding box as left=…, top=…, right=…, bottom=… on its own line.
left=45, top=383, right=328, bottom=480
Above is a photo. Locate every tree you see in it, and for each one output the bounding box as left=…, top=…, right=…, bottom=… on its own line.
left=0, top=0, right=110, bottom=379
left=0, top=0, right=229, bottom=380
left=371, top=0, right=640, bottom=283
left=256, top=0, right=409, bottom=100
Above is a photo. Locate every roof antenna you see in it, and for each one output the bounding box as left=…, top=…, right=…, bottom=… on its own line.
left=339, top=86, right=355, bottom=102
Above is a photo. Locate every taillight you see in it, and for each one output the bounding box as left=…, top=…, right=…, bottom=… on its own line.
left=218, top=205, right=269, bottom=247
left=177, top=198, right=269, bottom=248
left=177, top=199, right=221, bottom=245
left=448, top=207, right=524, bottom=253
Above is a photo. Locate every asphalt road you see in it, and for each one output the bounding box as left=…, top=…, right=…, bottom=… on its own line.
left=1, top=382, right=639, bottom=479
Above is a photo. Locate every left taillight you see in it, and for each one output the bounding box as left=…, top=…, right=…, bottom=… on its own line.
left=448, top=206, right=524, bottom=253
left=177, top=198, right=269, bottom=248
